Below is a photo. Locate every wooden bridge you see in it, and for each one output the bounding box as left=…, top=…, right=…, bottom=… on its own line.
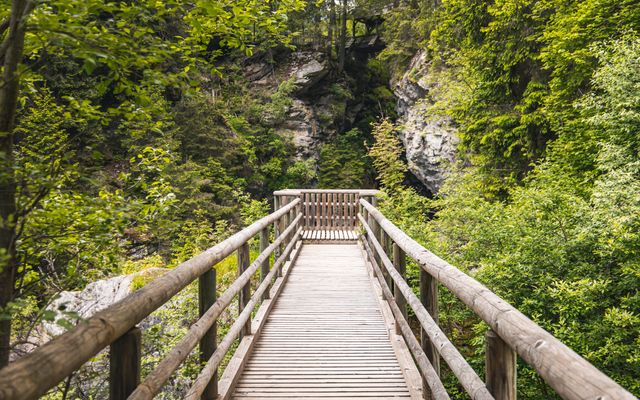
left=0, top=189, right=636, bottom=400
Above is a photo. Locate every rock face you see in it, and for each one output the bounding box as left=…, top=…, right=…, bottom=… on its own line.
left=394, top=51, right=458, bottom=194
left=279, top=99, right=322, bottom=159
left=242, top=51, right=335, bottom=161
left=291, top=55, right=329, bottom=93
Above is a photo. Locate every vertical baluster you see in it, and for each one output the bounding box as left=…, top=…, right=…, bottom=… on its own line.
left=335, top=192, right=339, bottom=231
left=199, top=268, right=217, bottom=399
left=486, top=329, right=517, bottom=400
left=238, top=243, right=251, bottom=339
left=327, top=193, right=333, bottom=235
left=110, top=327, right=141, bottom=400
left=380, top=230, right=391, bottom=288
left=332, top=192, right=337, bottom=231
left=342, top=193, right=347, bottom=230
left=346, top=193, right=351, bottom=230
left=260, top=228, right=270, bottom=301
left=323, top=192, right=328, bottom=234
left=353, top=193, right=358, bottom=229
left=392, top=243, right=407, bottom=335
left=420, top=269, right=440, bottom=378
left=273, top=196, right=281, bottom=260
left=315, top=192, right=320, bottom=233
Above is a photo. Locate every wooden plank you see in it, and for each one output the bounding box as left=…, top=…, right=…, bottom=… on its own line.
left=231, top=244, right=414, bottom=399
left=217, top=242, right=303, bottom=400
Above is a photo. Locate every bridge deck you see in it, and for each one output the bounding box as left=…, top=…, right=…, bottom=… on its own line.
left=232, top=243, right=420, bottom=399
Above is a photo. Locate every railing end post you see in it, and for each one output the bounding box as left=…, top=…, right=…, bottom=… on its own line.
left=198, top=268, right=217, bottom=400
left=109, top=326, right=141, bottom=400
left=485, top=328, right=517, bottom=400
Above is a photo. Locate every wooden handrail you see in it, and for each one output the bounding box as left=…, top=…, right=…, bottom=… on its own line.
left=185, top=227, right=303, bottom=400
left=359, top=198, right=636, bottom=400
left=0, top=199, right=301, bottom=400
left=359, top=213, right=493, bottom=400
left=361, top=238, right=450, bottom=400
left=128, top=214, right=303, bottom=399
left=273, top=188, right=379, bottom=196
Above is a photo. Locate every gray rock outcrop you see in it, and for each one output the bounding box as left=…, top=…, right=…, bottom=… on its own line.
left=279, top=99, right=322, bottom=159
left=394, top=51, right=458, bottom=194
left=289, top=52, right=329, bottom=93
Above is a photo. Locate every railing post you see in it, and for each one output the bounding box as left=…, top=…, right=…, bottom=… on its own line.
left=486, top=329, right=517, bottom=400
left=109, top=327, right=141, bottom=400
left=238, top=242, right=251, bottom=339
left=380, top=230, right=391, bottom=288
left=420, top=269, right=440, bottom=378
left=260, top=227, right=270, bottom=301
left=198, top=268, right=217, bottom=399
left=392, top=243, right=407, bottom=335
left=370, top=197, right=385, bottom=281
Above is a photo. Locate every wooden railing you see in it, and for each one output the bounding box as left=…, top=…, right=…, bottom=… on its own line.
left=357, top=198, right=636, bottom=400
left=274, top=189, right=377, bottom=231
left=0, top=189, right=636, bottom=400
left=0, top=198, right=303, bottom=400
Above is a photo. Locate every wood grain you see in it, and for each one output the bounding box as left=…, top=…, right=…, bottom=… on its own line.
left=231, top=244, right=416, bottom=399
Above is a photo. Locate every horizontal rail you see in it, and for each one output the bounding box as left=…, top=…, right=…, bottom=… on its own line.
left=359, top=199, right=636, bottom=400
left=273, top=189, right=379, bottom=196
left=0, top=199, right=301, bottom=400
left=129, top=214, right=303, bottom=399
left=361, top=238, right=450, bottom=400
left=359, top=214, right=492, bottom=400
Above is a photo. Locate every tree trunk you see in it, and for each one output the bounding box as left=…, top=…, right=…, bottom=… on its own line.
left=0, top=0, right=29, bottom=368
left=327, top=1, right=335, bottom=57
left=337, top=0, right=347, bottom=72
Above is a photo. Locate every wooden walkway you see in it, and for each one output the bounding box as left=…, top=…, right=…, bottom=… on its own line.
left=2, top=190, right=633, bottom=400
left=232, top=244, right=420, bottom=399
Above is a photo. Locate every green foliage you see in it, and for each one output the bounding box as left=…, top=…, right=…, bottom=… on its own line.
left=379, top=35, right=640, bottom=397
left=368, top=120, right=406, bottom=190
left=318, top=129, right=368, bottom=188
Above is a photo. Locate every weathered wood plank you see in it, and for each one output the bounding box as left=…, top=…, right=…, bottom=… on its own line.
left=231, top=244, right=416, bottom=399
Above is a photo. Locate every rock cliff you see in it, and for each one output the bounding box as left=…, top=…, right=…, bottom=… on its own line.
left=393, top=51, right=458, bottom=194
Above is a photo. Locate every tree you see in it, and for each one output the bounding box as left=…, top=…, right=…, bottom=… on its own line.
left=338, top=0, right=348, bottom=71
left=0, top=0, right=306, bottom=369
left=0, top=0, right=31, bottom=368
